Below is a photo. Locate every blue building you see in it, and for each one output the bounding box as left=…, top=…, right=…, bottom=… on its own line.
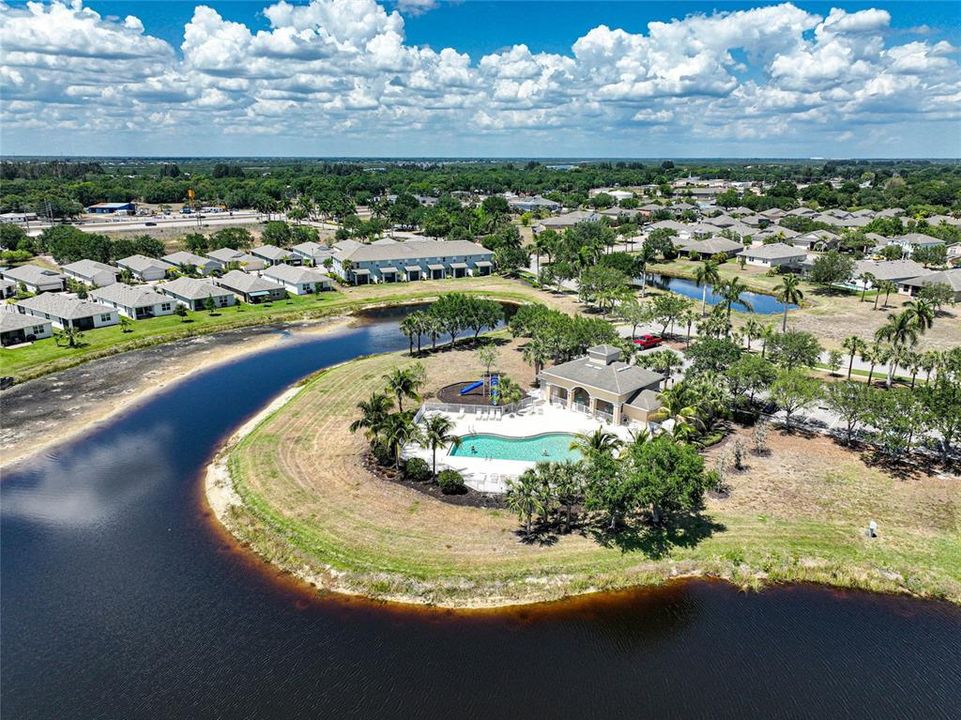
left=86, top=202, right=137, bottom=215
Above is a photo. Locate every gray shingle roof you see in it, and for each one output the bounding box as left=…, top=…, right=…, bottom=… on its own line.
left=163, top=251, right=217, bottom=267
left=16, top=293, right=115, bottom=320
left=1, top=311, right=49, bottom=332
left=854, top=259, right=930, bottom=282
left=541, top=355, right=663, bottom=397
left=684, top=236, right=743, bottom=255
left=216, top=270, right=284, bottom=294
left=158, top=277, right=231, bottom=300
left=335, top=239, right=492, bottom=264
left=900, top=269, right=961, bottom=291
left=740, top=242, right=807, bottom=260
left=61, top=259, right=116, bottom=278
left=262, top=264, right=330, bottom=285
left=250, top=244, right=291, bottom=260
left=1, top=264, right=66, bottom=286
left=116, top=254, right=173, bottom=274
left=90, top=283, right=169, bottom=308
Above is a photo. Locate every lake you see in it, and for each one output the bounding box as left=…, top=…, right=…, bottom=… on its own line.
left=639, top=273, right=798, bottom=315
left=2, top=308, right=958, bottom=719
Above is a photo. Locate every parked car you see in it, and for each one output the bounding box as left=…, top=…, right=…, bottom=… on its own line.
left=633, top=334, right=664, bottom=349
left=144, top=221, right=157, bottom=226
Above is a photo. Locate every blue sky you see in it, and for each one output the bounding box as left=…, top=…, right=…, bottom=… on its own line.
left=2, top=1, right=960, bottom=157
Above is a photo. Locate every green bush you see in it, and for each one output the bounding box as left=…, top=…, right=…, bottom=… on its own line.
left=371, top=441, right=394, bottom=467
left=404, top=457, right=431, bottom=482
left=437, top=469, right=467, bottom=495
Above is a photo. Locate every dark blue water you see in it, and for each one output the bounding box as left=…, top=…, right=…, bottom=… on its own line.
left=2, top=310, right=959, bottom=720
left=640, top=273, right=798, bottom=314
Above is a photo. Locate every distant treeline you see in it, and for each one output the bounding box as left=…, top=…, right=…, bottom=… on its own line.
left=1, top=159, right=958, bottom=219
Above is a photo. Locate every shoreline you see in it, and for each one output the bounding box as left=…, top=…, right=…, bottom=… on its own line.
left=0, top=315, right=353, bottom=471
left=205, top=347, right=960, bottom=610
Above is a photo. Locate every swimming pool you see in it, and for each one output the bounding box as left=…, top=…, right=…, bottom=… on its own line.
left=449, top=433, right=582, bottom=462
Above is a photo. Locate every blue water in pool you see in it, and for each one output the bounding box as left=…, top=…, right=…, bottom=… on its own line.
left=450, top=433, right=581, bottom=462
left=639, top=273, right=798, bottom=315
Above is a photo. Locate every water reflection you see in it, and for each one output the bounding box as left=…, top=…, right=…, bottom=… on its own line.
left=1, top=309, right=959, bottom=720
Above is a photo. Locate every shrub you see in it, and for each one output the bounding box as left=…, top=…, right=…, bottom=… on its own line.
left=437, top=469, right=467, bottom=495
left=404, top=457, right=431, bottom=482
left=371, top=441, right=393, bottom=467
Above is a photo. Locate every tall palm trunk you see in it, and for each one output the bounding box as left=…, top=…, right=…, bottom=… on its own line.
left=701, top=286, right=708, bottom=317
left=432, top=446, right=437, bottom=478
left=847, top=352, right=855, bottom=380
left=781, top=306, right=788, bottom=332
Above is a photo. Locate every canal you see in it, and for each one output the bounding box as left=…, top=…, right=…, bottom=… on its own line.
left=1, top=309, right=958, bottom=719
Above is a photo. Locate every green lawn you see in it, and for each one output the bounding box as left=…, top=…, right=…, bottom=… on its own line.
left=0, top=276, right=560, bottom=382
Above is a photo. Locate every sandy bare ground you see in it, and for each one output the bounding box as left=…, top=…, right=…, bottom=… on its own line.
left=0, top=317, right=351, bottom=470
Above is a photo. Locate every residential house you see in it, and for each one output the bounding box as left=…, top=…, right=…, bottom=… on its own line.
left=90, top=284, right=175, bottom=319
left=261, top=264, right=332, bottom=295
left=162, top=251, right=222, bottom=276
left=738, top=243, right=807, bottom=268
left=214, top=270, right=286, bottom=303
left=290, top=241, right=334, bottom=267
left=331, top=239, right=493, bottom=284
left=206, top=247, right=266, bottom=272
left=539, top=345, right=664, bottom=425
left=881, top=233, right=945, bottom=257
left=852, top=259, right=931, bottom=291
left=116, top=254, right=173, bottom=282
left=61, top=259, right=118, bottom=288
left=898, top=269, right=961, bottom=301
left=507, top=195, right=561, bottom=213
left=0, top=264, right=67, bottom=294
left=158, top=277, right=236, bottom=311
left=15, top=293, right=119, bottom=330
left=1, top=310, right=52, bottom=346
left=792, top=230, right=839, bottom=251
left=250, top=244, right=301, bottom=267
left=0, top=278, right=15, bottom=299
left=534, top=210, right=600, bottom=232
left=680, top=236, right=744, bottom=260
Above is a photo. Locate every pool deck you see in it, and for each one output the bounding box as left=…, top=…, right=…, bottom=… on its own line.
left=403, top=393, right=637, bottom=493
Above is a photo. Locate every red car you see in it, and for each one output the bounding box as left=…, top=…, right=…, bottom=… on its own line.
left=633, top=334, right=664, bottom=349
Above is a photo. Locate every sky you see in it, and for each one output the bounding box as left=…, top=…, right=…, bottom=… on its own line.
left=1, top=0, right=960, bottom=158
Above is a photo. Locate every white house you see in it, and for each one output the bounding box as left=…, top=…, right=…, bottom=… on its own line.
left=206, top=247, right=266, bottom=272
left=0, top=264, right=67, bottom=294
left=1, top=310, right=52, bottom=346
left=116, top=254, right=174, bottom=282
left=15, top=293, right=119, bottom=330
left=290, top=241, right=334, bottom=267
left=158, top=277, right=236, bottom=311
left=214, top=270, right=286, bottom=304
left=851, top=259, right=931, bottom=291
left=162, top=251, right=222, bottom=276
left=879, top=233, right=945, bottom=257
left=261, top=264, right=332, bottom=295
left=61, top=259, right=118, bottom=288
left=90, top=284, right=176, bottom=319
left=738, top=242, right=808, bottom=268
left=898, top=269, right=961, bottom=302
left=250, top=244, right=300, bottom=267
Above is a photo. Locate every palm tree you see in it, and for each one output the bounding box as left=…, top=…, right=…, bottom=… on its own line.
left=861, top=343, right=882, bottom=386
left=759, top=323, right=776, bottom=359
left=680, top=308, right=698, bottom=347
left=421, top=414, right=461, bottom=478
left=381, top=411, right=421, bottom=469
left=348, top=392, right=394, bottom=442
left=842, top=335, right=867, bottom=380
left=522, top=337, right=550, bottom=385
left=742, top=317, right=763, bottom=351
left=569, top=428, right=622, bottom=458
left=715, top=278, right=752, bottom=327
left=650, top=383, right=705, bottom=437
left=494, top=376, right=524, bottom=406
left=636, top=243, right=658, bottom=297
left=399, top=315, right=418, bottom=356
left=693, top=260, right=721, bottom=317
left=875, top=311, right=920, bottom=386
left=774, top=274, right=803, bottom=332
left=904, top=349, right=923, bottom=388
left=904, top=298, right=935, bottom=332
left=879, top=280, right=897, bottom=310
left=383, top=366, right=425, bottom=412
left=552, top=460, right=584, bottom=533
left=859, top=272, right=875, bottom=303
left=506, top=470, right=541, bottom=536
left=921, top=349, right=940, bottom=385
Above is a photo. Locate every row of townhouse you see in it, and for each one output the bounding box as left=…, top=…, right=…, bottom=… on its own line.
left=330, top=239, right=493, bottom=285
